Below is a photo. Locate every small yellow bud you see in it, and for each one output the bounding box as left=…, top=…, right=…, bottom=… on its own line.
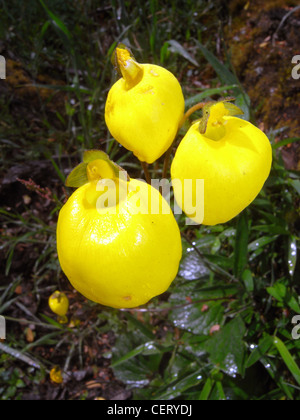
left=48, top=291, right=69, bottom=317
left=50, top=366, right=63, bottom=384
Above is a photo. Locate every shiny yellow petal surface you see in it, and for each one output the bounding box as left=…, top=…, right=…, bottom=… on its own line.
left=171, top=116, right=272, bottom=226
left=57, top=179, right=182, bottom=309
left=48, top=291, right=69, bottom=317
left=105, top=56, right=185, bottom=164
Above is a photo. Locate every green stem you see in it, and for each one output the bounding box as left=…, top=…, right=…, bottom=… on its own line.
left=162, top=102, right=207, bottom=181
left=179, top=101, right=207, bottom=129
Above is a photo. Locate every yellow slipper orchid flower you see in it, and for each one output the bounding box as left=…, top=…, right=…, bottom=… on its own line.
left=57, top=151, right=182, bottom=309
left=48, top=290, right=69, bottom=321
left=171, top=99, right=272, bottom=226
left=105, top=45, right=185, bottom=164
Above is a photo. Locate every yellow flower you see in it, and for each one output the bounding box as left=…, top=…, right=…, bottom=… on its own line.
left=105, top=46, right=185, bottom=164
left=50, top=366, right=63, bottom=384
left=48, top=291, right=69, bottom=317
left=57, top=153, right=182, bottom=309
left=171, top=100, right=272, bottom=225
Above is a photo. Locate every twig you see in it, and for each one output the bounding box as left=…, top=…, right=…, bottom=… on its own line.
left=0, top=342, right=42, bottom=369
left=272, top=5, right=300, bottom=46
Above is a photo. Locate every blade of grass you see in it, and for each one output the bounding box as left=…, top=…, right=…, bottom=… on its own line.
left=198, top=377, right=214, bottom=400
left=111, top=341, right=157, bottom=368
left=44, top=153, right=66, bottom=184
left=246, top=335, right=274, bottom=368
left=234, top=212, right=249, bottom=279
left=39, top=0, right=72, bottom=42
left=260, top=356, right=294, bottom=399
left=194, top=39, right=250, bottom=119
left=272, top=137, right=300, bottom=149
left=185, top=85, right=238, bottom=108
left=216, top=381, right=226, bottom=400
left=168, top=39, right=199, bottom=67
left=195, top=40, right=237, bottom=85
left=273, top=336, right=300, bottom=386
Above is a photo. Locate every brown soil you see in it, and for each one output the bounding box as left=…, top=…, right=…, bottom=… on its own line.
left=224, top=0, right=300, bottom=169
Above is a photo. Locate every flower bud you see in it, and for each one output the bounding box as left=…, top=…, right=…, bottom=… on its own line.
left=48, top=291, right=69, bottom=317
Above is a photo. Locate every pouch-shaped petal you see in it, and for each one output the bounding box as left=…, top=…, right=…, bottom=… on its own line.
left=171, top=103, right=272, bottom=225
left=57, top=177, right=182, bottom=308
left=105, top=47, right=185, bottom=164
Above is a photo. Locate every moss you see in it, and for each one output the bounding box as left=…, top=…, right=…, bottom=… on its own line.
left=5, top=59, right=66, bottom=112
left=223, top=1, right=300, bottom=168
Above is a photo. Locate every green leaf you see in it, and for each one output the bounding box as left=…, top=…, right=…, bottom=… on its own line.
left=179, top=250, right=210, bottom=281
left=234, top=212, right=249, bottom=279
left=185, top=85, right=238, bottom=108
left=169, top=281, right=239, bottom=335
left=267, top=282, right=300, bottom=313
left=111, top=341, right=158, bottom=368
left=288, top=179, right=300, bottom=195
left=198, top=377, right=214, bottom=400
left=65, top=162, right=89, bottom=188
left=194, top=40, right=252, bottom=119
left=170, top=301, right=224, bottom=335
left=273, top=336, right=300, bottom=386
left=223, top=101, right=244, bottom=116
left=65, top=150, right=128, bottom=188
left=123, top=312, right=155, bottom=340
left=267, top=283, right=287, bottom=302
left=252, top=224, right=289, bottom=235
left=241, top=269, right=254, bottom=293
left=202, top=316, right=246, bottom=377
left=83, top=149, right=111, bottom=163
left=155, top=368, right=203, bottom=400
left=246, top=335, right=274, bottom=368
left=248, top=235, right=278, bottom=251
left=234, top=92, right=251, bottom=121
left=260, top=356, right=294, bottom=399
left=272, top=137, right=300, bottom=149
left=39, top=0, right=72, bottom=41
left=195, top=41, right=237, bottom=86
left=84, top=149, right=129, bottom=179
left=111, top=331, right=163, bottom=388
left=168, top=39, right=199, bottom=67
